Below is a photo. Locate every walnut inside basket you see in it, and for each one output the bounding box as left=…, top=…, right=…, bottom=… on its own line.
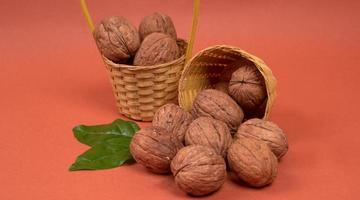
left=178, top=45, right=276, bottom=119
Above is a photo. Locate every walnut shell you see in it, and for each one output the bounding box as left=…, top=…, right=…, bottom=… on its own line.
left=185, top=117, right=232, bottom=157
left=93, top=16, right=140, bottom=63
left=191, top=89, right=244, bottom=133
left=235, top=118, right=288, bottom=159
left=130, top=126, right=183, bottom=174
left=152, top=103, right=193, bottom=143
left=133, top=32, right=180, bottom=66
left=171, top=145, right=226, bottom=196
left=229, top=64, right=267, bottom=118
left=139, top=12, right=177, bottom=41
left=227, top=138, right=278, bottom=187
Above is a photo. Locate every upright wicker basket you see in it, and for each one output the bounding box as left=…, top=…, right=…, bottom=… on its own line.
left=178, top=45, right=277, bottom=119
left=80, top=0, right=199, bottom=121
left=102, top=41, right=187, bottom=121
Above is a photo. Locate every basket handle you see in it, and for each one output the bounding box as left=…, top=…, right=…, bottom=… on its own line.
left=80, top=0, right=200, bottom=64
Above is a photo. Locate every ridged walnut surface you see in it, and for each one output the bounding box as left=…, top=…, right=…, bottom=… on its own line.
left=152, top=103, right=193, bottom=143
left=130, top=126, right=183, bottom=174
left=235, top=118, right=288, bottom=159
left=185, top=117, right=232, bottom=157
left=191, top=89, right=244, bottom=133
left=171, top=145, right=226, bottom=196
left=229, top=64, right=267, bottom=118
left=134, top=32, right=180, bottom=66
left=93, top=16, right=140, bottom=63
left=139, top=12, right=177, bottom=41
left=227, top=138, right=278, bottom=187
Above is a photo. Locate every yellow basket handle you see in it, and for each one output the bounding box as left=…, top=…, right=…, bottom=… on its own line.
left=80, top=0, right=200, bottom=64
left=80, top=0, right=95, bottom=32
left=185, top=0, right=200, bottom=63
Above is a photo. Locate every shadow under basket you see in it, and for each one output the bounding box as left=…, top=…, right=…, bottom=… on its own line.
left=103, top=39, right=187, bottom=121
left=178, top=45, right=277, bottom=119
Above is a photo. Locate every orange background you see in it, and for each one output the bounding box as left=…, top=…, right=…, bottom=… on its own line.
left=1, top=0, right=360, bottom=199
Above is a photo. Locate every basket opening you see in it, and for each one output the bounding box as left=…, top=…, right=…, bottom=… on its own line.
left=179, top=46, right=273, bottom=119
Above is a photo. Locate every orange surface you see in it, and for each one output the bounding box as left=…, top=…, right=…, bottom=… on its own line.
left=1, top=0, right=360, bottom=199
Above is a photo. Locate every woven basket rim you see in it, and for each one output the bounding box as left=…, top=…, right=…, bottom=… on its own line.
left=179, top=44, right=267, bottom=90
left=184, top=44, right=266, bottom=67
left=103, top=39, right=187, bottom=71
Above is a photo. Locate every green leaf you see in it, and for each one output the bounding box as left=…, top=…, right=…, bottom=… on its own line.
left=113, top=119, right=140, bottom=137
left=69, top=136, right=134, bottom=171
left=69, top=119, right=140, bottom=171
left=73, top=119, right=139, bottom=146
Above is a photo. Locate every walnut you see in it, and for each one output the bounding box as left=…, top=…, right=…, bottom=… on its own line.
left=152, top=103, right=193, bottom=143
left=93, top=16, right=140, bottom=63
left=213, top=81, right=229, bottom=94
left=130, top=126, right=183, bottom=174
left=235, top=118, right=288, bottom=159
left=229, top=64, right=267, bottom=118
left=139, top=12, right=177, bottom=41
left=191, top=89, right=244, bottom=133
left=133, top=32, right=180, bottom=66
left=185, top=117, right=232, bottom=157
left=171, top=145, right=226, bottom=196
left=227, top=138, right=278, bottom=187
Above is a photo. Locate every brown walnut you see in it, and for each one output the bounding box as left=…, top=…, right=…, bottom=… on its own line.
left=152, top=103, right=193, bottom=143
left=235, top=118, right=288, bottom=159
left=133, top=32, right=180, bottom=66
left=185, top=117, right=232, bottom=157
left=130, top=126, right=183, bottom=174
left=229, top=64, right=267, bottom=118
left=191, top=89, right=244, bottom=133
left=93, top=16, right=140, bottom=63
left=171, top=145, right=226, bottom=196
left=139, top=12, right=177, bottom=41
left=227, top=138, right=278, bottom=187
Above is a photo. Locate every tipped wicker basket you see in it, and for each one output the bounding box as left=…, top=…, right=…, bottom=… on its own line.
left=178, top=45, right=277, bottom=119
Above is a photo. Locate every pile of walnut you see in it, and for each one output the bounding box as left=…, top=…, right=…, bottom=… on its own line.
left=130, top=67, right=289, bottom=196
left=93, top=12, right=181, bottom=66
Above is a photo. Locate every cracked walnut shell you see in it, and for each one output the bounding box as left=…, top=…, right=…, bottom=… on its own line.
left=93, top=16, right=140, bottom=63
left=191, top=89, right=244, bottom=133
left=133, top=32, right=180, bottom=66
left=227, top=138, right=278, bottom=187
left=229, top=64, right=267, bottom=118
left=171, top=145, right=226, bottom=196
left=152, top=103, right=193, bottom=143
left=139, top=12, right=177, bottom=40
left=185, top=117, right=232, bottom=157
left=130, top=126, right=183, bottom=174
left=235, top=118, right=288, bottom=159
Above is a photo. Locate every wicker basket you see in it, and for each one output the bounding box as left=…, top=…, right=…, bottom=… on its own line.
left=103, top=40, right=187, bottom=121
left=178, top=45, right=277, bottom=119
left=80, top=0, right=199, bottom=121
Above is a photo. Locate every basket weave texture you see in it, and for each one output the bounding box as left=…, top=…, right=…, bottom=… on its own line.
left=178, top=45, right=277, bottom=119
left=103, top=40, right=187, bottom=121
